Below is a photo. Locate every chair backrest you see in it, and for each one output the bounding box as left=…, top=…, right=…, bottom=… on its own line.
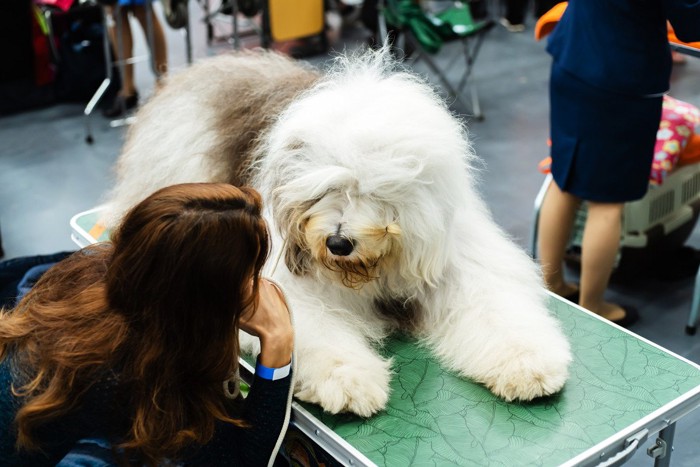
left=434, top=2, right=484, bottom=37
left=383, top=0, right=491, bottom=54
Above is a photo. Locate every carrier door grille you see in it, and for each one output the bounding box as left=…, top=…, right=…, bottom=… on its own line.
left=682, top=172, right=700, bottom=204
left=649, top=191, right=675, bottom=224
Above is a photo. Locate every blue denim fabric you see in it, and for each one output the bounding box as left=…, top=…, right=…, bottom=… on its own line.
left=56, top=438, right=184, bottom=467
left=16, top=263, right=55, bottom=301
left=0, top=252, right=74, bottom=308
left=56, top=439, right=118, bottom=467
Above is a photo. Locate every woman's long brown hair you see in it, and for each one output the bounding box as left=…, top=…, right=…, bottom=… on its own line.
left=0, top=183, right=270, bottom=464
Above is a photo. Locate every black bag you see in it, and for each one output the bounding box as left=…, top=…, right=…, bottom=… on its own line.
left=0, top=0, right=55, bottom=114
left=52, top=4, right=121, bottom=105
left=0, top=2, right=121, bottom=114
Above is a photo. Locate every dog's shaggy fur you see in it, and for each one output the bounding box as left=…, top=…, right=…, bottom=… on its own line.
left=104, top=49, right=571, bottom=417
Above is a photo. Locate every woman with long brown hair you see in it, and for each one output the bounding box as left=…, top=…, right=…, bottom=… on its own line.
left=0, top=183, right=294, bottom=466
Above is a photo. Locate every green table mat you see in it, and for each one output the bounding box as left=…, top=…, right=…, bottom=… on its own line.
left=296, top=297, right=700, bottom=466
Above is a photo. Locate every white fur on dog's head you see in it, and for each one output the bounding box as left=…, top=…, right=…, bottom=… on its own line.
left=255, top=49, right=479, bottom=297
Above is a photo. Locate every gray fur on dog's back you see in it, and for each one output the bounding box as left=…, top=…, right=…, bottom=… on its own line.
left=103, top=51, right=320, bottom=227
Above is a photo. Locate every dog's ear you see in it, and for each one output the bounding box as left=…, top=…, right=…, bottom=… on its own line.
left=285, top=241, right=311, bottom=276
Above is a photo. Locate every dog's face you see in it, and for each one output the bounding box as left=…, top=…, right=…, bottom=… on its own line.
left=287, top=187, right=402, bottom=288
left=255, top=53, right=476, bottom=294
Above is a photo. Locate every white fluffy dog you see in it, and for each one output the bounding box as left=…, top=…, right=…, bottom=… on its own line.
left=104, top=49, right=571, bottom=417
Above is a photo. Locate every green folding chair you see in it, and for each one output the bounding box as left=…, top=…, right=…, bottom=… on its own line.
left=378, top=0, right=494, bottom=119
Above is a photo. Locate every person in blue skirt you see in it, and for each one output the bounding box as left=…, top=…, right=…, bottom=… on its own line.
left=537, top=0, right=700, bottom=327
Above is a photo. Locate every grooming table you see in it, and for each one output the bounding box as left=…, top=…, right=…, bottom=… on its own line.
left=71, top=208, right=700, bottom=466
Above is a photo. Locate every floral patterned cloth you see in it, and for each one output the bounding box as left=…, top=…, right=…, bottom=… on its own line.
left=651, top=95, right=700, bottom=185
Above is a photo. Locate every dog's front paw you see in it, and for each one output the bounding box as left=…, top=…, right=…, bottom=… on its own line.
left=480, top=335, right=571, bottom=402
left=295, top=355, right=392, bottom=417
left=482, top=348, right=571, bottom=402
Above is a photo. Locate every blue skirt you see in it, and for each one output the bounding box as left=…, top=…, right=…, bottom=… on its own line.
left=549, top=61, right=663, bottom=203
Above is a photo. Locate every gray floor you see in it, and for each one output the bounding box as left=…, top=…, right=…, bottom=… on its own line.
left=2, top=3, right=700, bottom=465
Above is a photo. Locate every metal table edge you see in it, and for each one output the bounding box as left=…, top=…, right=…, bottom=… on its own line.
left=290, top=402, right=377, bottom=467
left=546, top=291, right=700, bottom=371
left=70, top=206, right=106, bottom=248
left=561, top=367, right=700, bottom=466
left=670, top=42, right=700, bottom=58
left=238, top=357, right=374, bottom=466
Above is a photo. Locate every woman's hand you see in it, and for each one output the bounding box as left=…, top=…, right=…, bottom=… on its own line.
left=239, top=279, right=294, bottom=369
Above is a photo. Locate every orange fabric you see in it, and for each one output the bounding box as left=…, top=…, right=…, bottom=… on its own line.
left=538, top=156, right=552, bottom=174
left=679, top=135, right=700, bottom=166
left=534, top=2, right=568, bottom=41
left=667, top=28, right=700, bottom=50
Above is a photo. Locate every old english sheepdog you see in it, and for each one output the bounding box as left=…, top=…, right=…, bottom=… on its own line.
left=103, top=49, right=571, bottom=417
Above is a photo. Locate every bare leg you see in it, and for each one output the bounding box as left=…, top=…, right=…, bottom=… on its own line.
left=579, top=201, right=626, bottom=321
left=131, top=5, right=168, bottom=79
left=538, top=180, right=580, bottom=297
left=106, top=6, right=137, bottom=97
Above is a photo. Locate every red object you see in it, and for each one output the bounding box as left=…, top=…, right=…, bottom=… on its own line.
left=30, top=6, right=56, bottom=86
left=35, top=0, right=75, bottom=12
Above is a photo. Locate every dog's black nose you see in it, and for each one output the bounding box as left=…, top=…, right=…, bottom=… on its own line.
left=326, top=235, right=354, bottom=256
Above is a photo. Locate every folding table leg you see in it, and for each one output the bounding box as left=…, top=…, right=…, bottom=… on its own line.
left=648, top=422, right=676, bottom=467
left=686, top=266, right=700, bottom=334
left=84, top=5, right=114, bottom=144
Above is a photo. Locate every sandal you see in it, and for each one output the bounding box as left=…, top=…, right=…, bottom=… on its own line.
left=609, top=305, right=639, bottom=328
left=561, top=289, right=579, bottom=304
